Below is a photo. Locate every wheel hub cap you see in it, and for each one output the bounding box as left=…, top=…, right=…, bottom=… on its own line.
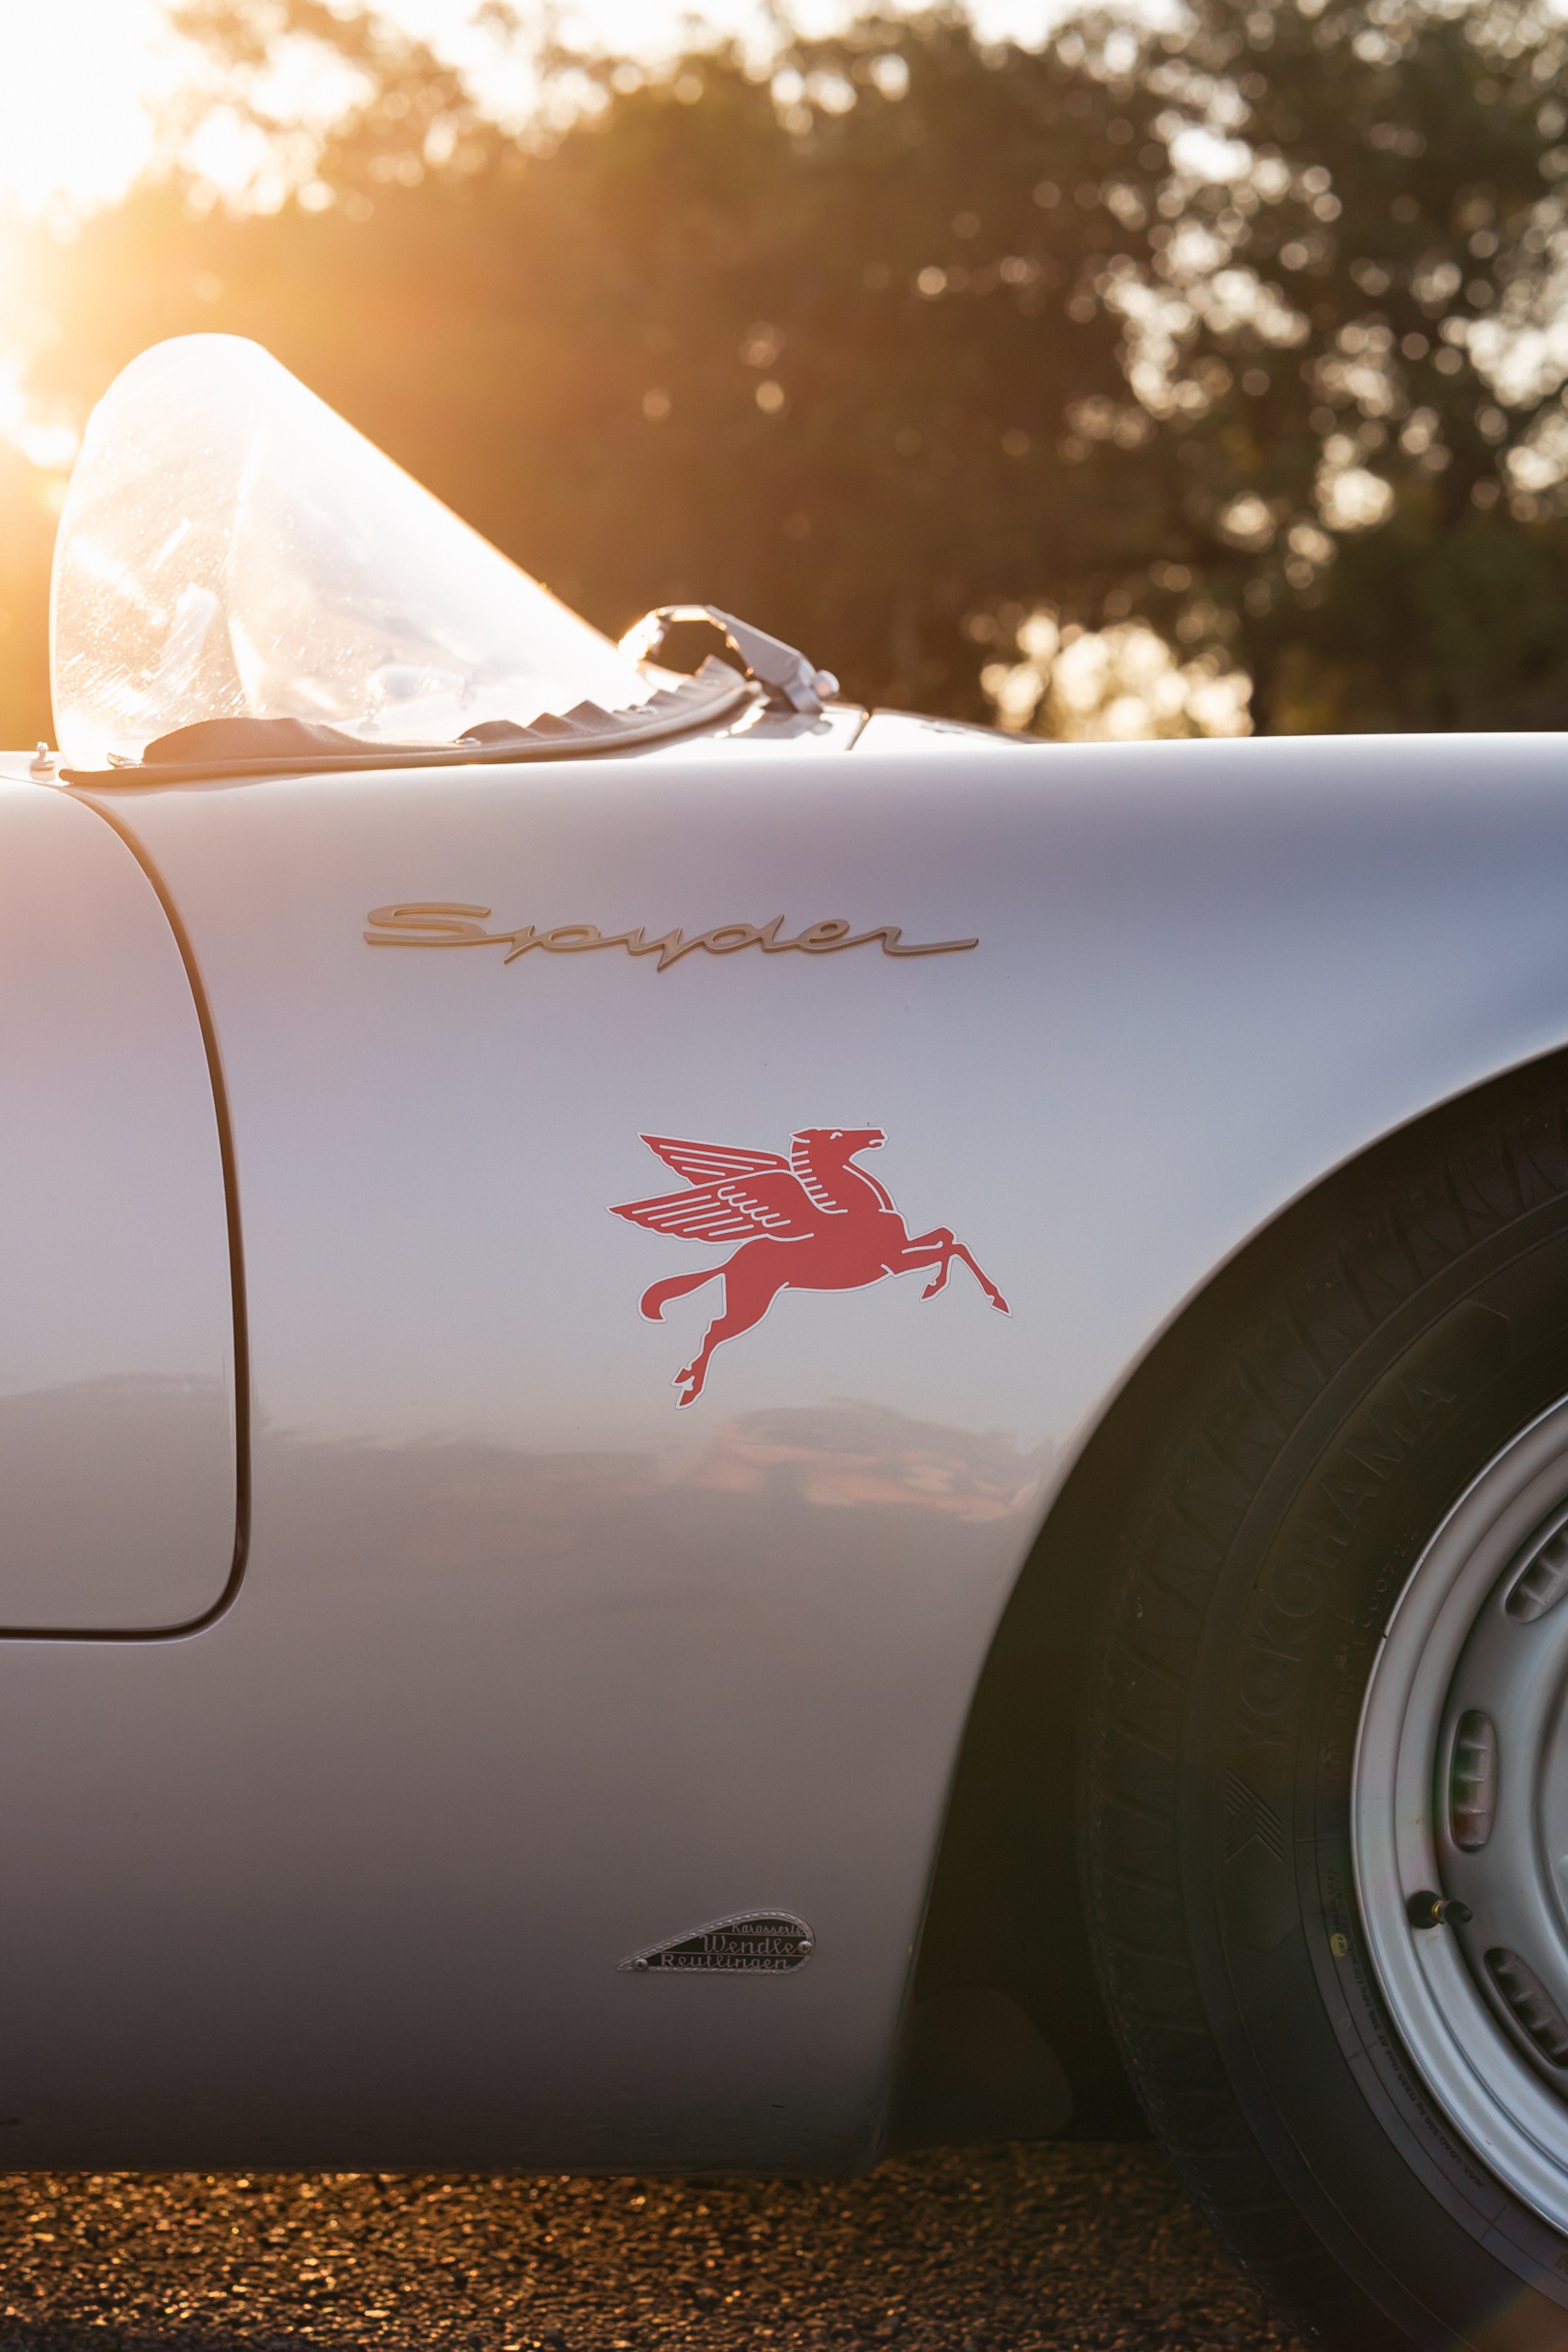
left=1356, top=1397, right=1568, bottom=2226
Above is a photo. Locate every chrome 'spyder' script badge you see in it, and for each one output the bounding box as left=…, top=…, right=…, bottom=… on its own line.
left=364, top=903, right=978, bottom=968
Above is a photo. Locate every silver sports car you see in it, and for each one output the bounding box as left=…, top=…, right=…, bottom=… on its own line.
left=6, top=330, right=1568, bottom=2351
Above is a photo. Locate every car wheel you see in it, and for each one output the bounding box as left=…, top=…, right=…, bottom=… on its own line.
left=1084, top=1068, right=1568, bottom=2350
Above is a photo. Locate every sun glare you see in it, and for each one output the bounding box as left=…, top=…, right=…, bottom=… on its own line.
left=0, top=0, right=1060, bottom=218
left=0, top=0, right=181, bottom=218
left=0, top=0, right=1058, bottom=476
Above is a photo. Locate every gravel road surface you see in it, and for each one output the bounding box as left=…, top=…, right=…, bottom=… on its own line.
left=0, top=2144, right=1303, bottom=2351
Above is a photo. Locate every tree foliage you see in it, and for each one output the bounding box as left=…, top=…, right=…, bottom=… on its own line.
left=4, top=0, right=1568, bottom=746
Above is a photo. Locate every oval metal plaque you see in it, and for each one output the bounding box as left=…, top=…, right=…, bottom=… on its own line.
left=619, top=1910, right=815, bottom=1974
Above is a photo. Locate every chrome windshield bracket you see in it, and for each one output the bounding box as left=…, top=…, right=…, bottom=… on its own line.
left=620, top=606, right=838, bottom=717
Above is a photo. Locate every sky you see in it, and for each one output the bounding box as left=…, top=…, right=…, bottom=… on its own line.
left=0, top=0, right=1070, bottom=220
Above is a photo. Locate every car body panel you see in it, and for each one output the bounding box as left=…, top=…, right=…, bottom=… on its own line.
left=0, top=729, right=1562, bottom=2166
left=0, top=779, right=235, bottom=1631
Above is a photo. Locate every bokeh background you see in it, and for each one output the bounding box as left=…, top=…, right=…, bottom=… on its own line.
left=4, top=0, right=1568, bottom=749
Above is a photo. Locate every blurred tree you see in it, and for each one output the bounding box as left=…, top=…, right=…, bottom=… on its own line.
left=3, top=0, right=1567, bottom=744
left=1085, top=0, right=1568, bottom=727
left=170, top=2, right=1167, bottom=712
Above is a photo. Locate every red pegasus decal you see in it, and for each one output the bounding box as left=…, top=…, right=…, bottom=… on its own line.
left=610, top=1128, right=1009, bottom=1405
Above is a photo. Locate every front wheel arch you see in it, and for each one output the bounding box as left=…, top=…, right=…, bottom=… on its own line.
left=900, top=1042, right=1568, bottom=2154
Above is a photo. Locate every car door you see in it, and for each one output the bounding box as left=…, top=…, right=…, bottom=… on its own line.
left=0, top=779, right=236, bottom=1631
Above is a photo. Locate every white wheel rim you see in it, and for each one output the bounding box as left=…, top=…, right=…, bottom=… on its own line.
left=1355, top=1394, right=1568, bottom=2229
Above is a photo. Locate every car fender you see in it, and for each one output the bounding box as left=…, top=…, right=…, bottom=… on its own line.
left=1, top=727, right=1562, bottom=2171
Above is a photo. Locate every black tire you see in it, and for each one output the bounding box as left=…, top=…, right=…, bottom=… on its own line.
left=1082, top=1065, right=1568, bottom=2351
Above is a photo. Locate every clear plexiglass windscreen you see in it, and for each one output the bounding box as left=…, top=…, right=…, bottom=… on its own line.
left=51, top=335, right=656, bottom=769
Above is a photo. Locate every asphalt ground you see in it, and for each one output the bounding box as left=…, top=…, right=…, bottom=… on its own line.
left=0, top=2144, right=1305, bottom=2351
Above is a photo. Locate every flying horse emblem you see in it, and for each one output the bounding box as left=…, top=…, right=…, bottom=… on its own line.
left=610, top=1128, right=1009, bottom=1405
